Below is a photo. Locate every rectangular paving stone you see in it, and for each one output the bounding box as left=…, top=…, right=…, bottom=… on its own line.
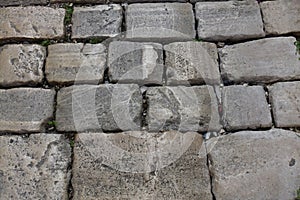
left=222, top=85, right=272, bottom=131
left=208, top=129, right=300, bottom=200
left=260, top=0, right=300, bottom=35
left=0, top=0, right=47, bottom=6
left=268, top=81, right=300, bottom=128
left=108, top=41, right=164, bottom=85
left=0, top=88, right=55, bottom=133
left=72, top=5, right=122, bottom=39
left=219, top=37, right=300, bottom=84
left=125, top=3, right=196, bottom=41
left=0, top=44, right=46, bottom=87
left=46, top=43, right=106, bottom=85
left=72, top=131, right=212, bottom=200
left=0, top=6, right=65, bottom=41
left=56, top=84, right=142, bottom=132
left=0, top=133, right=71, bottom=200
left=195, top=1, right=264, bottom=41
left=164, top=41, right=220, bottom=85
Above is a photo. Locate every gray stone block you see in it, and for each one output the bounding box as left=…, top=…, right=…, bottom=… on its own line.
left=0, top=0, right=47, bottom=6
left=195, top=1, right=265, bottom=41
left=51, top=0, right=105, bottom=2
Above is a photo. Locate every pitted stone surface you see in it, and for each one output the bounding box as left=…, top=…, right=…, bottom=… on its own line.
left=146, top=86, right=221, bottom=132
left=269, top=81, right=300, bottom=128
left=222, top=85, right=272, bottom=131
left=0, top=133, right=71, bottom=200
left=0, top=88, right=55, bottom=133
left=195, top=1, right=264, bottom=41
left=0, top=0, right=47, bottom=6
left=72, top=131, right=212, bottom=200
left=108, top=41, right=164, bottom=85
left=72, top=5, right=122, bottom=39
left=260, top=0, right=300, bottom=35
left=220, top=37, right=300, bottom=84
left=164, top=41, right=220, bottom=85
left=0, top=44, right=46, bottom=87
left=56, top=84, right=142, bottom=132
left=46, top=43, right=106, bottom=85
left=0, top=6, right=65, bottom=40
left=125, top=3, right=196, bottom=41
left=208, top=129, right=300, bottom=200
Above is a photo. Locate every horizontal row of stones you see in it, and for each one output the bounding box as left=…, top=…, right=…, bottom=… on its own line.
left=0, top=37, right=299, bottom=87
left=0, top=1, right=300, bottom=41
left=1, top=129, right=299, bottom=199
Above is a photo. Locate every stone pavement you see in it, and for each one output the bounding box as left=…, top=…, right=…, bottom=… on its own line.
left=0, top=0, right=300, bottom=199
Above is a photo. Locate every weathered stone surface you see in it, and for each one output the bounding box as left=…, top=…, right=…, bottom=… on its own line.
left=108, top=41, right=164, bottom=85
left=125, top=3, right=196, bottom=41
left=0, top=0, right=47, bottom=6
left=56, top=84, right=142, bottom=132
left=146, top=86, right=221, bottom=132
left=195, top=1, right=264, bottom=41
left=222, top=85, right=272, bottom=131
left=0, top=6, right=65, bottom=40
left=208, top=129, right=300, bottom=200
left=72, top=5, right=122, bottom=39
left=46, top=43, right=106, bottom=85
left=0, top=44, right=46, bottom=87
left=72, top=131, right=212, bottom=199
left=0, top=88, right=55, bottom=133
left=0, top=133, right=71, bottom=200
left=269, top=81, right=300, bottom=128
left=220, top=37, right=300, bottom=84
left=260, top=0, right=300, bottom=35
left=164, top=41, right=220, bottom=85
left=51, top=0, right=105, bottom=2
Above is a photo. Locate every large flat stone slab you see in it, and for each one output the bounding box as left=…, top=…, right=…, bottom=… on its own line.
left=195, top=1, right=264, bottom=41
left=208, top=129, right=300, bottom=200
left=219, top=37, right=300, bottom=84
left=0, top=44, right=46, bottom=87
left=0, top=133, right=71, bottom=200
left=0, top=88, right=55, bottom=133
left=46, top=43, right=106, bottom=85
left=0, top=0, right=47, bottom=6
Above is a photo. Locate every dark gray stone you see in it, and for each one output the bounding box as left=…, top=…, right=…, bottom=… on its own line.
left=0, top=0, right=47, bottom=6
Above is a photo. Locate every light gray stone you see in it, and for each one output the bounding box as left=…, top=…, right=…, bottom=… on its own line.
left=269, top=81, right=300, bottom=128
left=0, top=88, right=55, bottom=133
left=0, top=44, right=46, bottom=87
left=0, top=6, right=65, bottom=40
left=260, top=0, right=300, bottom=35
left=56, top=84, right=142, bottom=132
left=0, top=133, right=71, bottom=200
left=46, top=43, right=106, bottom=85
left=208, top=129, right=300, bottom=200
left=222, top=85, right=272, bottom=131
left=220, top=37, right=300, bottom=84
left=108, top=41, right=164, bottom=85
left=164, top=41, right=220, bottom=85
left=0, top=0, right=47, bottom=6
left=146, top=86, right=221, bottom=132
left=195, top=1, right=265, bottom=41
left=72, top=5, right=122, bottom=39
left=51, top=0, right=105, bottom=2
left=125, top=3, right=196, bottom=41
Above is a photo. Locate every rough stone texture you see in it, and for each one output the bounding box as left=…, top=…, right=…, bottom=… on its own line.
left=269, top=81, right=300, bottom=128
left=51, top=0, right=105, bottom=2
left=260, top=0, right=300, bottom=35
left=195, top=1, right=264, bottom=41
left=220, top=37, right=300, bottom=84
left=125, top=3, right=196, bottom=41
left=164, top=41, right=220, bottom=85
left=146, top=86, right=221, bottom=132
left=72, top=131, right=212, bottom=200
left=0, top=133, right=71, bottom=200
left=0, top=6, right=65, bottom=40
left=108, top=41, right=164, bottom=85
left=0, top=0, right=47, bottom=6
left=222, top=85, right=272, bottom=131
left=0, top=44, right=46, bottom=87
left=56, top=84, right=142, bottom=132
left=0, top=88, right=55, bottom=133
left=72, top=5, right=122, bottom=39
left=208, top=129, right=300, bottom=200
left=46, top=43, right=106, bottom=85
